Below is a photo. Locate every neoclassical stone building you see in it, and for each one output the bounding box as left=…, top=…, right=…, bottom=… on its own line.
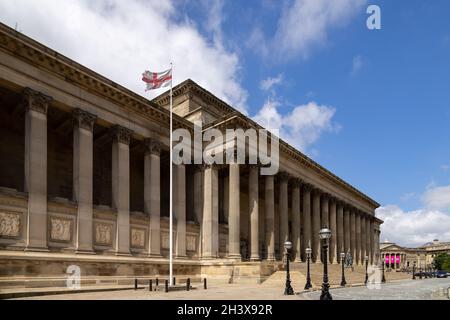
left=380, top=239, right=450, bottom=270
left=0, top=23, right=382, bottom=283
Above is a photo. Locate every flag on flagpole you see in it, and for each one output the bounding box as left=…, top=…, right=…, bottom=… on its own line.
left=142, top=69, right=172, bottom=91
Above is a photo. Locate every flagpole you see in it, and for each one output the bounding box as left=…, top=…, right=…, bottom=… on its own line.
left=169, top=62, right=174, bottom=286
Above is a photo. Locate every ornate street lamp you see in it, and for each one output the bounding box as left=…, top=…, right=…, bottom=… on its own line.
left=381, top=258, right=386, bottom=283
left=284, top=240, right=294, bottom=295
left=364, top=256, right=369, bottom=285
left=340, top=252, right=347, bottom=287
left=412, top=262, right=416, bottom=280
left=304, top=247, right=312, bottom=290
left=319, top=226, right=332, bottom=300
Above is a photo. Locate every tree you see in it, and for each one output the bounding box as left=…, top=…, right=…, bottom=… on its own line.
left=432, top=253, right=450, bottom=271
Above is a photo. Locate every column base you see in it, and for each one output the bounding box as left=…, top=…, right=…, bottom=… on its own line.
left=227, top=254, right=242, bottom=261
left=24, top=246, right=49, bottom=252
left=75, top=249, right=96, bottom=255
left=148, top=253, right=163, bottom=258
left=175, top=255, right=188, bottom=259
left=115, top=251, right=132, bottom=257
left=250, top=256, right=261, bottom=262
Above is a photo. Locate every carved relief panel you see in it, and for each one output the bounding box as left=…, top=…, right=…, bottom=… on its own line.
left=50, top=217, right=72, bottom=242
left=0, top=211, right=21, bottom=238
left=95, top=223, right=113, bottom=246
left=186, top=235, right=197, bottom=252
left=131, top=228, right=145, bottom=248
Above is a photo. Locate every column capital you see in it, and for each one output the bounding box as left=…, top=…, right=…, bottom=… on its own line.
left=277, top=171, right=290, bottom=183
left=329, top=196, right=338, bottom=204
left=144, top=138, right=162, bottom=156
left=289, top=177, right=302, bottom=188
left=22, top=87, right=52, bottom=114
left=73, top=108, right=97, bottom=132
left=301, top=182, right=314, bottom=192
left=110, top=125, right=133, bottom=145
left=321, top=192, right=331, bottom=201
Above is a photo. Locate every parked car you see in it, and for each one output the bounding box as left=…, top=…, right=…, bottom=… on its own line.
left=436, top=271, right=448, bottom=278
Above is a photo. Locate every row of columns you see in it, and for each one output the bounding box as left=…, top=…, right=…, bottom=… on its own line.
left=22, top=88, right=190, bottom=257
left=381, top=253, right=406, bottom=269
left=22, top=87, right=380, bottom=263
left=201, top=162, right=379, bottom=265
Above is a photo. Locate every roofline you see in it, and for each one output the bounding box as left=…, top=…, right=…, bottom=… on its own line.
left=156, top=80, right=380, bottom=209
left=0, top=22, right=192, bottom=132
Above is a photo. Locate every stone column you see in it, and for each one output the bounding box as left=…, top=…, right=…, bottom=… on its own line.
left=175, top=164, right=186, bottom=258
left=329, top=197, right=337, bottom=264
left=145, top=139, right=161, bottom=257
left=265, top=175, right=275, bottom=261
left=366, top=216, right=372, bottom=265
left=202, top=165, right=219, bottom=259
left=312, top=188, right=321, bottom=263
left=291, top=179, right=301, bottom=262
left=278, top=172, right=289, bottom=257
left=193, top=166, right=203, bottom=257
left=350, top=208, right=356, bottom=261
left=111, top=125, right=132, bottom=255
left=337, top=201, right=344, bottom=262
left=23, top=88, right=52, bottom=251
left=302, top=184, right=312, bottom=255
left=249, top=165, right=259, bottom=261
left=320, top=194, right=330, bottom=262
left=361, top=212, right=366, bottom=262
left=228, top=163, right=241, bottom=260
left=73, top=109, right=97, bottom=253
left=355, top=211, right=361, bottom=265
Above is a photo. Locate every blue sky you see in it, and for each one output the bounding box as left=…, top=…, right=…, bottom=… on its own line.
left=1, top=0, right=450, bottom=246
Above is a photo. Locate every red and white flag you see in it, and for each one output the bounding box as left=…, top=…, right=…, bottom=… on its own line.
left=142, top=69, right=172, bottom=91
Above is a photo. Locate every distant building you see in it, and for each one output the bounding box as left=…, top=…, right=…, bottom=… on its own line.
left=380, top=239, right=450, bottom=269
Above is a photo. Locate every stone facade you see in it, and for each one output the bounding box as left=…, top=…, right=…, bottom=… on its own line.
left=0, top=22, right=382, bottom=282
left=380, top=239, right=450, bottom=270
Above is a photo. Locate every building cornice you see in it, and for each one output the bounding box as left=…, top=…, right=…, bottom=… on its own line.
left=0, top=22, right=192, bottom=133
left=204, top=113, right=380, bottom=210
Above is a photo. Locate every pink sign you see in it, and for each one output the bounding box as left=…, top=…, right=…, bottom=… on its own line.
left=385, top=256, right=389, bottom=264
left=396, top=255, right=400, bottom=263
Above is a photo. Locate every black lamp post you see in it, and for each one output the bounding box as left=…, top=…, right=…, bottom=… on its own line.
left=381, top=258, right=386, bottom=283
left=319, top=226, right=332, bottom=300
left=340, top=252, right=347, bottom=287
left=412, top=262, right=416, bottom=280
left=284, top=240, right=294, bottom=295
left=364, top=256, right=369, bottom=285
left=304, top=247, right=312, bottom=290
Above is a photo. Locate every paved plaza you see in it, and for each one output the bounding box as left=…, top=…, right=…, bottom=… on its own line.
left=301, top=278, right=450, bottom=300
left=5, top=278, right=449, bottom=300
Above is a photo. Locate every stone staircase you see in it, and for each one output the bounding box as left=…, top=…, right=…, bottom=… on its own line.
left=261, top=262, right=411, bottom=290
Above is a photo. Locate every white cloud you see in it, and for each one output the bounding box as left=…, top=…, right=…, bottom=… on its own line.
left=253, top=0, right=367, bottom=60
left=400, top=192, right=415, bottom=202
left=253, top=99, right=339, bottom=152
left=376, top=205, right=450, bottom=247
left=0, top=0, right=248, bottom=112
left=260, top=74, right=284, bottom=91
left=422, top=185, right=450, bottom=211
left=351, top=55, right=364, bottom=75
left=440, top=164, right=450, bottom=171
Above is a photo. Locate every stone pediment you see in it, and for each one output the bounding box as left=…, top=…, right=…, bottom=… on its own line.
left=381, top=244, right=404, bottom=251
left=152, top=79, right=235, bottom=125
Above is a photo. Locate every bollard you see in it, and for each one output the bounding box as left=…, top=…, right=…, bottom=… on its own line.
left=186, top=278, right=190, bottom=291
left=156, top=278, right=159, bottom=287
left=134, top=278, right=138, bottom=290
left=204, top=278, right=207, bottom=290
left=165, top=279, right=169, bottom=293
left=149, top=279, right=152, bottom=292
left=173, top=277, right=176, bottom=285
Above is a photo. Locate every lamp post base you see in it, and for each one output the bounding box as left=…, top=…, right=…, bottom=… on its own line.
left=284, top=280, right=294, bottom=295
left=320, top=283, right=332, bottom=300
